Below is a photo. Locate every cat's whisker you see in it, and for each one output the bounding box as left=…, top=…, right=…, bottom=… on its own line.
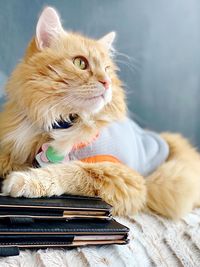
left=114, top=50, right=140, bottom=65
left=113, top=50, right=141, bottom=73
left=115, top=59, right=139, bottom=73
left=115, top=57, right=137, bottom=66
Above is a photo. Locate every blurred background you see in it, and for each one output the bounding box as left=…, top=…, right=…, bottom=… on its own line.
left=0, top=0, right=200, bottom=146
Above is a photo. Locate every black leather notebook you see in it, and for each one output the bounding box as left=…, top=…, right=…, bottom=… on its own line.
left=0, top=194, right=112, bottom=220
left=0, top=184, right=129, bottom=257
left=0, top=219, right=129, bottom=256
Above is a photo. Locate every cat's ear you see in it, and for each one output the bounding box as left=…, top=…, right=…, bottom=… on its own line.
left=99, top=32, right=116, bottom=49
left=36, top=7, right=64, bottom=50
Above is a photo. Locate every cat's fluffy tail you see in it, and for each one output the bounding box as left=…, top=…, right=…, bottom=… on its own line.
left=146, top=133, right=200, bottom=219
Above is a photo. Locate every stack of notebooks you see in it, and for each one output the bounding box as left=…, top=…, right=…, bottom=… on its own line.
left=0, top=194, right=129, bottom=256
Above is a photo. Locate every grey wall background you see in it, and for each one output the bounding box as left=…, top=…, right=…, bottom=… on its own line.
left=0, top=0, right=200, bottom=147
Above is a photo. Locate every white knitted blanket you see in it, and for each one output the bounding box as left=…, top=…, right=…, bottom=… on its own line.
left=1, top=210, right=200, bottom=267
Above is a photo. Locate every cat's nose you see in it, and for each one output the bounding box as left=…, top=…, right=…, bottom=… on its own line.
left=99, top=79, right=110, bottom=89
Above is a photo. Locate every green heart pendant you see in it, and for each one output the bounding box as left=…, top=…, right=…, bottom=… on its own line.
left=46, top=146, right=65, bottom=163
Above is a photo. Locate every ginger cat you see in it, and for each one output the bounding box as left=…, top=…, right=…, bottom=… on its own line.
left=0, top=7, right=200, bottom=220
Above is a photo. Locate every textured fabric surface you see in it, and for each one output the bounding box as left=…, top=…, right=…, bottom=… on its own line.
left=0, top=209, right=200, bottom=267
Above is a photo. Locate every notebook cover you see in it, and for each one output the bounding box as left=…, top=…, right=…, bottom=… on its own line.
left=0, top=218, right=129, bottom=235
left=0, top=219, right=129, bottom=256
left=0, top=194, right=112, bottom=220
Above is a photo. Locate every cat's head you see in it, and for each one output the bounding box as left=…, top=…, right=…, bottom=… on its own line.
left=6, top=7, right=126, bottom=133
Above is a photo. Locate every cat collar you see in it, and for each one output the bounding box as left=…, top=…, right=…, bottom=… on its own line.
left=52, top=113, right=78, bottom=129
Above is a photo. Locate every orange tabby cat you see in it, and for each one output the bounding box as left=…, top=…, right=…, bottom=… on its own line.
left=0, top=7, right=200, bottom=219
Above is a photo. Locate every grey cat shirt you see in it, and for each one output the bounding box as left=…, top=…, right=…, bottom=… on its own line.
left=36, top=117, right=169, bottom=176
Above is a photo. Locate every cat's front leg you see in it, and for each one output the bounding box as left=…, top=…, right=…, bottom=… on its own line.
left=2, top=161, right=146, bottom=216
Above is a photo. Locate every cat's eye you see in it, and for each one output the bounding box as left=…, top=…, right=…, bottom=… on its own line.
left=73, top=56, right=88, bottom=70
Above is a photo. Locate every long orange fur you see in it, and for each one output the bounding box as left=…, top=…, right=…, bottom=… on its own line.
left=0, top=7, right=200, bottom=219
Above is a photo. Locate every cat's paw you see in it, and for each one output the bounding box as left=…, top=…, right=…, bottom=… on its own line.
left=2, top=170, right=64, bottom=198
